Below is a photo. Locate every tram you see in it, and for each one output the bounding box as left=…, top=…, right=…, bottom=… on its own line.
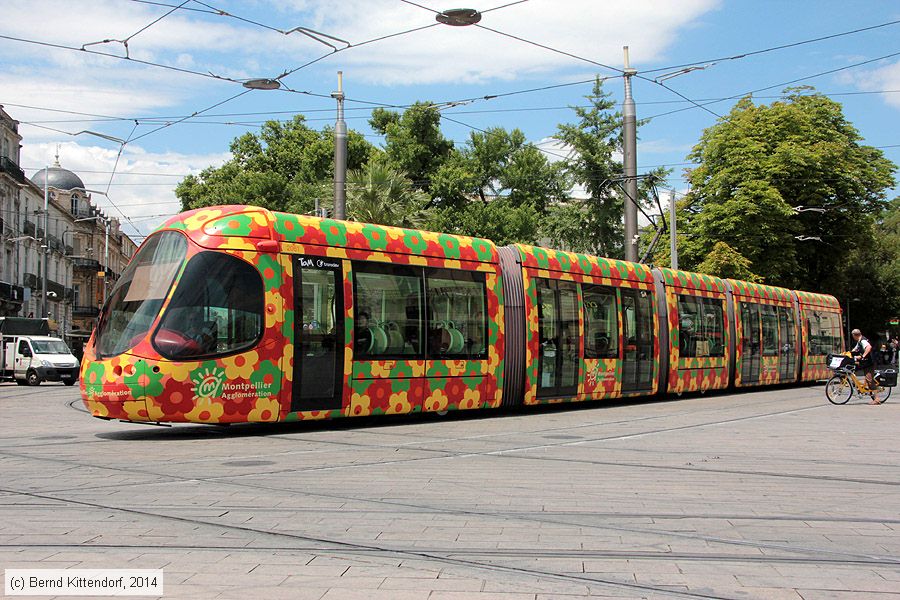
left=80, top=205, right=844, bottom=424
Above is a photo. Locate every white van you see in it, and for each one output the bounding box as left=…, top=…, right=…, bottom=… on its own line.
left=0, top=319, right=80, bottom=386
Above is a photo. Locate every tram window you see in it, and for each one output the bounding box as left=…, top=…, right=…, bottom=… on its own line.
left=353, top=263, right=423, bottom=358
left=300, top=268, right=337, bottom=338
left=97, top=231, right=187, bottom=358
left=583, top=284, right=618, bottom=359
left=153, top=252, right=263, bottom=359
left=425, top=268, right=487, bottom=360
left=677, top=295, right=725, bottom=358
left=777, top=306, right=795, bottom=352
left=808, top=310, right=842, bottom=355
left=760, top=304, right=779, bottom=356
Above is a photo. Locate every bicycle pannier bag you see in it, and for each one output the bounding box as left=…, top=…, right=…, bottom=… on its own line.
left=877, top=369, right=898, bottom=387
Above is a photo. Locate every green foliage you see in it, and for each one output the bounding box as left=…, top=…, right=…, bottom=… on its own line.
left=553, top=77, right=663, bottom=257
left=176, top=116, right=373, bottom=212
left=695, top=241, right=763, bottom=282
left=681, top=89, right=896, bottom=291
left=369, top=103, right=454, bottom=190
left=430, top=127, right=569, bottom=212
left=680, top=87, right=899, bottom=332
left=681, top=179, right=798, bottom=284
left=427, top=198, right=540, bottom=246
left=346, top=163, right=432, bottom=229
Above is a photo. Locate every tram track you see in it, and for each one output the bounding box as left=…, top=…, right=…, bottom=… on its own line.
left=6, top=499, right=899, bottom=525
left=1, top=431, right=897, bottom=570
left=19, top=400, right=890, bottom=497
left=0, top=486, right=738, bottom=600
left=2, top=542, right=898, bottom=569
left=3, top=390, right=896, bottom=585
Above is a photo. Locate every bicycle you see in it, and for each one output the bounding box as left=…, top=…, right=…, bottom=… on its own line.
left=825, top=355, right=893, bottom=405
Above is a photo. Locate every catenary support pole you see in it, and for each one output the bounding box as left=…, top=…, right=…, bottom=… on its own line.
left=670, top=192, right=678, bottom=270
left=622, top=47, right=639, bottom=262
left=332, top=71, right=347, bottom=221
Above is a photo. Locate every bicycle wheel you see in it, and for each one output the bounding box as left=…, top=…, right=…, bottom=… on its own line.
left=872, top=385, right=892, bottom=404
left=825, top=375, right=853, bottom=405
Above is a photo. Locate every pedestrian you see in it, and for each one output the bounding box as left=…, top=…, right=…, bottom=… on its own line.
left=850, top=329, right=880, bottom=404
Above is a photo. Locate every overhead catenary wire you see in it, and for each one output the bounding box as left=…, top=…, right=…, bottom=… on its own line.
left=645, top=48, right=900, bottom=121
left=641, top=17, right=900, bottom=75
left=81, top=0, right=191, bottom=58
left=9, top=88, right=900, bottom=127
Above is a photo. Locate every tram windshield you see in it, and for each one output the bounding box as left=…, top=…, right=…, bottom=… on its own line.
left=152, top=252, right=263, bottom=359
left=95, top=231, right=187, bottom=358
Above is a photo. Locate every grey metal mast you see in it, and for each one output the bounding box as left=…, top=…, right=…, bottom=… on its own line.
left=622, top=47, right=638, bottom=262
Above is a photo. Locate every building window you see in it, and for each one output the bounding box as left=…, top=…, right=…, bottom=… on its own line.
left=583, top=284, right=618, bottom=359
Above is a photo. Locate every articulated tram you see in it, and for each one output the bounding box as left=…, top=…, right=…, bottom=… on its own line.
left=80, top=205, right=844, bottom=424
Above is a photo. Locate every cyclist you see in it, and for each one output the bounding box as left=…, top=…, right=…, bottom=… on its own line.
left=850, top=328, right=880, bottom=403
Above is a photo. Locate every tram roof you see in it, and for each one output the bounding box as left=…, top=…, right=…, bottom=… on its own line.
left=514, top=244, right=653, bottom=283
left=657, top=267, right=727, bottom=293
left=794, top=290, right=842, bottom=310
left=727, top=279, right=794, bottom=303
left=157, top=205, right=499, bottom=264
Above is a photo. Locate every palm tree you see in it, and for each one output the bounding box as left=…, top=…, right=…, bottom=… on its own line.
left=346, top=163, right=432, bottom=228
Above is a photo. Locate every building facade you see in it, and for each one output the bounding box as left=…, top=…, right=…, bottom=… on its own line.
left=0, top=105, right=139, bottom=357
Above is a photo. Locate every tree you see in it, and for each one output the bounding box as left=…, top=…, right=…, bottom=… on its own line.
left=680, top=88, right=896, bottom=294
left=176, top=116, right=374, bottom=212
left=695, top=241, right=763, bottom=282
left=430, top=127, right=569, bottom=212
left=427, top=198, right=540, bottom=246
left=346, top=163, right=432, bottom=229
left=551, top=77, right=664, bottom=258
left=370, top=103, right=454, bottom=191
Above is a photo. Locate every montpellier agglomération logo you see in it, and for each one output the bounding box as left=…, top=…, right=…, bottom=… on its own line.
left=191, top=366, right=226, bottom=402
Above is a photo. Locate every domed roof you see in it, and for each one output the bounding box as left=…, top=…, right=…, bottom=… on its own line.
left=31, top=160, right=85, bottom=192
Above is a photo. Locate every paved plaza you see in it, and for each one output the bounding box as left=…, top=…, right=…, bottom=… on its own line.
left=1, top=382, right=899, bottom=599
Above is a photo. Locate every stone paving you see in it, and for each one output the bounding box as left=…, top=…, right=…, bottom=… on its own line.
left=1, top=382, right=899, bottom=599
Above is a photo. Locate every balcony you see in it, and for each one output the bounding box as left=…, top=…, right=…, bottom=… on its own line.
left=0, top=156, right=25, bottom=184
left=72, top=257, right=101, bottom=271
left=47, top=280, right=64, bottom=300
left=73, top=305, right=100, bottom=318
left=0, top=281, right=24, bottom=304
left=23, top=220, right=36, bottom=237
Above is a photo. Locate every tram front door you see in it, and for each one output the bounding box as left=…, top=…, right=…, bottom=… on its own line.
left=291, top=255, right=345, bottom=412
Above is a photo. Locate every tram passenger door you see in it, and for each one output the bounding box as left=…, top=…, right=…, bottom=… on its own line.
left=536, top=279, right=579, bottom=398
left=621, top=289, right=654, bottom=393
left=292, top=256, right=345, bottom=412
left=777, top=306, right=796, bottom=381
left=740, top=302, right=761, bottom=384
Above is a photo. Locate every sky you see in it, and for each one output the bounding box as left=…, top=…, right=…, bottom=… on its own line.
left=1, top=0, right=899, bottom=244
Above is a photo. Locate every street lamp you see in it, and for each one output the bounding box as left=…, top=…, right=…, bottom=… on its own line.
left=792, top=206, right=827, bottom=214
left=242, top=78, right=281, bottom=90
left=435, top=8, right=482, bottom=26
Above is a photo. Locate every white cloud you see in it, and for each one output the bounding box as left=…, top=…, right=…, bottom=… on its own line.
left=638, top=139, right=693, bottom=155
left=841, top=59, right=900, bottom=109
left=1, top=0, right=723, bottom=245
left=296, top=0, right=721, bottom=85
left=20, top=141, right=230, bottom=239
